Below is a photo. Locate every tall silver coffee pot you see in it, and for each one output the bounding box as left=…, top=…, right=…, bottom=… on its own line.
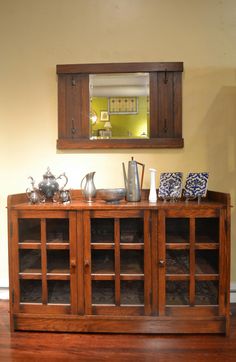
left=122, top=157, right=145, bottom=202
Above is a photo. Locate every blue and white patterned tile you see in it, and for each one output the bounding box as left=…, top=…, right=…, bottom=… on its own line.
left=158, top=172, right=183, bottom=199
left=183, top=172, right=209, bottom=198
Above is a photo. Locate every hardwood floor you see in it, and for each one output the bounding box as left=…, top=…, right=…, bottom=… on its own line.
left=0, top=301, right=236, bottom=362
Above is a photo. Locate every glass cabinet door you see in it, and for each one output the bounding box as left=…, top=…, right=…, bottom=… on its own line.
left=195, top=217, right=219, bottom=307
left=162, top=211, right=221, bottom=314
left=14, top=212, right=77, bottom=313
left=84, top=211, right=151, bottom=316
left=18, top=218, right=43, bottom=304
left=165, top=217, right=190, bottom=306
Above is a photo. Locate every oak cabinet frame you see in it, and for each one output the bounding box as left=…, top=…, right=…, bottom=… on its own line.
left=8, top=190, right=230, bottom=334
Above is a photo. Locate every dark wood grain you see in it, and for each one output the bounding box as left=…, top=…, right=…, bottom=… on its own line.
left=56, top=62, right=184, bottom=74
left=0, top=301, right=236, bottom=361
left=56, top=137, right=184, bottom=149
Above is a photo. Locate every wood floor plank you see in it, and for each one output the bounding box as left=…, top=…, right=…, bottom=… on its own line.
left=0, top=301, right=236, bottom=361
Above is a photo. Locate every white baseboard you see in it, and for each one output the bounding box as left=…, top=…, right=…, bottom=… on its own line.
left=230, top=282, right=236, bottom=303
left=0, top=278, right=9, bottom=288
left=1, top=284, right=236, bottom=302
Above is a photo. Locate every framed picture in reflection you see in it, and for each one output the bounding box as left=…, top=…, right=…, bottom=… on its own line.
left=100, top=111, right=109, bottom=121
left=108, top=97, right=138, bottom=114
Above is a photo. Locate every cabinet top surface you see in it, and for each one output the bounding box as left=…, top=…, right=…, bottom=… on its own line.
left=9, top=199, right=227, bottom=211
left=8, top=190, right=230, bottom=211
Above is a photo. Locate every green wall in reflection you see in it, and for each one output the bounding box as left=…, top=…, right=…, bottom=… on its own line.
left=90, top=97, right=149, bottom=138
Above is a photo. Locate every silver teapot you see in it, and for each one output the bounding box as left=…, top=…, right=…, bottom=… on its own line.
left=38, top=167, right=68, bottom=201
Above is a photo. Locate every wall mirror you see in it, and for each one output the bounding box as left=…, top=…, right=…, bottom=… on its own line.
left=57, top=62, right=183, bottom=149
left=89, top=73, right=150, bottom=140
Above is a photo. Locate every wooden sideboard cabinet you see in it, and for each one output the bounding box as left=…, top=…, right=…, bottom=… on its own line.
left=7, top=190, right=231, bottom=334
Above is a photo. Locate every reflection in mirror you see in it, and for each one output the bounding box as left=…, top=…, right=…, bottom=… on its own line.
left=89, top=73, right=150, bottom=140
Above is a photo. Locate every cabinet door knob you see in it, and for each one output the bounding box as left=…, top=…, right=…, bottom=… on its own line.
left=159, top=260, right=165, bottom=267
left=70, top=259, right=76, bottom=268
left=84, top=260, right=90, bottom=268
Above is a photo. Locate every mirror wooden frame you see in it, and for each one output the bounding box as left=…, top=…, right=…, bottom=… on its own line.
left=57, top=62, right=183, bottom=149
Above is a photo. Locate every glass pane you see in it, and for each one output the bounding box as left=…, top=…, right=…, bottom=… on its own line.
left=195, top=281, right=218, bottom=305
left=91, top=250, right=114, bottom=274
left=166, top=218, right=189, bottom=243
left=92, top=281, right=115, bottom=305
left=166, top=250, right=189, bottom=274
left=120, top=281, right=144, bottom=305
left=120, top=218, right=144, bottom=243
left=195, top=218, right=219, bottom=243
left=166, top=281, right=189, bottom=305
left=195, top=250, right=219, bottom=274
left=91, top=218, right=114, bottom=243
left=48, top=280, right=70, bottom=304
left=47, top=250, right=70, bottom=273
left=46, top=219, right=69, bottom=243
left=19, top=219, right=41, bottom=243
left=19, top=250, right=41, bottom=273
left=89, top=73, right=150, bottom=140
left=120, top=250, right=144, bottom=274
left=20, top=280, right=42, bottom=303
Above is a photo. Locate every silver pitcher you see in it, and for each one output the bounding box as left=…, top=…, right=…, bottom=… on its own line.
left=80, top=172, right=96, bottom=202
left=122, top=157, right=145, bottom=202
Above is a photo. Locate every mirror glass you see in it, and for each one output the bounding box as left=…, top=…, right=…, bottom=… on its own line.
left=89, top=73, right=150, bottom=140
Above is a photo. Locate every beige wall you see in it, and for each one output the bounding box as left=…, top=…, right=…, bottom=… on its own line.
left=0, top=0, right=236, bottom=287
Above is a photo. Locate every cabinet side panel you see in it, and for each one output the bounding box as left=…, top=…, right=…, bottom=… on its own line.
left=10, top=211, right=20, bottom=314
left=70, top=211, right=79, bottom=314
left=144, top=210, right=152, bottom=315
left=158, top=210, right=166, bottom=316
left=151, top=211, right=158, bottom=315
left=83, top=211, right=92, bottom=314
